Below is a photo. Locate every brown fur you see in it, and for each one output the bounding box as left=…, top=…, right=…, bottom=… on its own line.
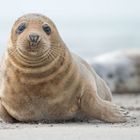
left=0, top=13, right=127, bottom=123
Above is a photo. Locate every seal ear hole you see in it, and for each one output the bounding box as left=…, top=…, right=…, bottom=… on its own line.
left=16, top=23, right=26, bottom=34
left=42, top=24, right=51, bottom=35
left=107, top=73, right=114, bottom=79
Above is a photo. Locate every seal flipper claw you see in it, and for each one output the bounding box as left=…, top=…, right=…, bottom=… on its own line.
left=80, top=91, right=127, bottom=123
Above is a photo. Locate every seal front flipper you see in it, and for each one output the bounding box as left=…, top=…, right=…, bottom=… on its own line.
left=0, top=99, right=17, bottom=123
left=80, top=88, right=127, bottom=123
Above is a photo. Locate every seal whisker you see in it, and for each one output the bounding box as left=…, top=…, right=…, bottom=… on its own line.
left=50, top=46, right=64, bottom=53
left=8, top=48, right=18, bottom=56
left=51, top=48, right=65, bottom=60
left=47, top=51, right=56, bottom=61
left=51, top=49, right=62, bottom=58
left=50, top=45, right=64, bottom=51
left=46, top=50, right=53, bottom=61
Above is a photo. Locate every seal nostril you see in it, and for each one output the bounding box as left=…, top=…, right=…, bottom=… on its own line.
left=29, top=34, right=40, bottom=44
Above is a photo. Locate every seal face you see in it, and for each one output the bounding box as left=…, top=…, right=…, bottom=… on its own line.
left=10, top=14, right=62, bottom=58
left=91, top=50, right=140, bottom=93
left=0, top=14, right=127, bottom=123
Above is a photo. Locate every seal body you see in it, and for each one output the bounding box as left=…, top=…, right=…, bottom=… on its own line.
left=91, top=50, right=140, bottom=93
left=0, top=14, right=127, bottom=123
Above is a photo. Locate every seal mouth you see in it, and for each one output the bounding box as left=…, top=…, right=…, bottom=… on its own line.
left=28, top=39, right=41, bottom=50
left=17, top=46, right=47, bottom=57
left=29, top=43, right=38, bottom=49
left=16, top=39, right=48, bottom=56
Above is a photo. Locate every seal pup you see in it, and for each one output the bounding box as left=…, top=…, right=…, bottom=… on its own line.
left=91, top=49, right=140, bottom=93
left=0, top=13, right=127, bottom=123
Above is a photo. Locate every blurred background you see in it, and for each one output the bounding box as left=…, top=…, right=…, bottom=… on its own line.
left=1, top=0, right=140, bottom=59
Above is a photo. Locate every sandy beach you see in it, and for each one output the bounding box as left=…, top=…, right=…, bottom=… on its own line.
left=0, top=93, right=139, bottom=140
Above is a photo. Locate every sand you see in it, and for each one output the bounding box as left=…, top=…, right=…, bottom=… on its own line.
left=0, top=93, right=140, bottom=140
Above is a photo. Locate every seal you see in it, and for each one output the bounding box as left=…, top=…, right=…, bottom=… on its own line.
left=91, top=49, right=140, bottom=93
left=0, top=13, right=127, bottom=123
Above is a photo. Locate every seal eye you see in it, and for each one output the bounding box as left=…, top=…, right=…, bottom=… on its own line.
left=16, top=23, right=26, bottom=34
left=43, top=24, right=51, bottom=35
left=107, top=73, right=114, bottom=79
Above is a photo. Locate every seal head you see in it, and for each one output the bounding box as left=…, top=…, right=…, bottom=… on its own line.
left=10, top=14, right=63, bottom=58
